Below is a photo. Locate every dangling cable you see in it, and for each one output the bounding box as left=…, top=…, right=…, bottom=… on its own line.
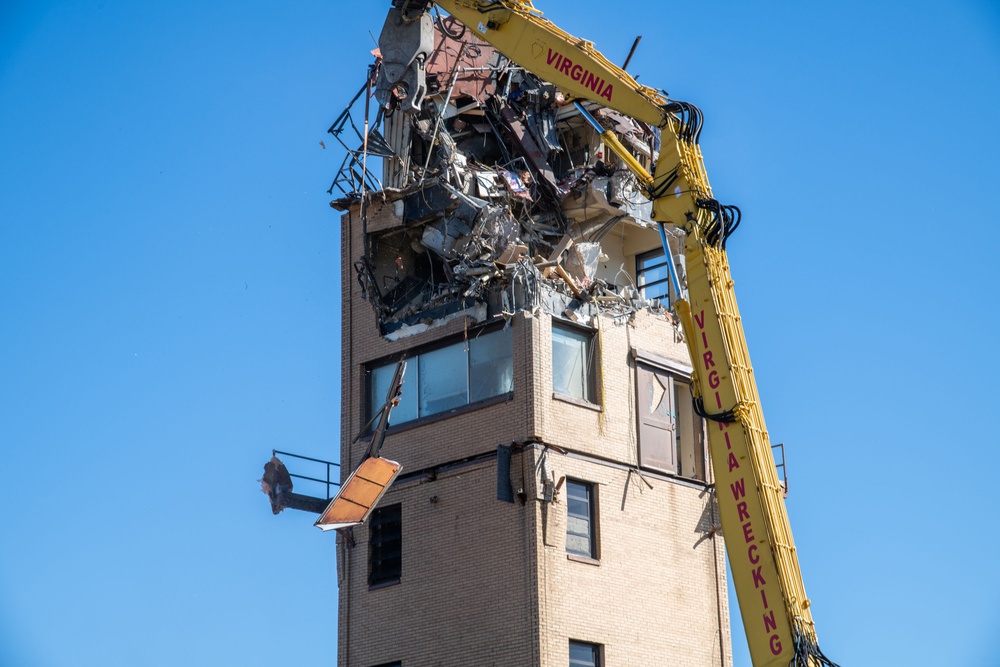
left=721, top=204, right=741, bottom=250
left=692, top=396, right=737, bottom=423
left=789, top=628, right=842, bottom=667
left=648, top=165, right=679, bottom=199
left=696, top=198, right=742, bottom=250
left=664, top=100, right=705, bottom=145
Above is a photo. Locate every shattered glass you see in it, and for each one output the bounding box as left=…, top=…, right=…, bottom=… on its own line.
left=371, top=363, right=418, bottom=425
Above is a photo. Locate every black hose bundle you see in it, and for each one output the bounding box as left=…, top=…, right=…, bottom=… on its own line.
left=697, top=198, right=742, bottom=250
left=790, top=630, right=842, bottom=667
left=665, top=100, right=705, bottom=145
left=693, top=396, right=737, bottom=423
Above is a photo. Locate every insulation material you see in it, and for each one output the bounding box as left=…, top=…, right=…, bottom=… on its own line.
left=563, top=242, right=602, bottom=286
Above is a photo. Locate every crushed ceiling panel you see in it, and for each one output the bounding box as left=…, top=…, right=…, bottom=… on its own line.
left=331, top=7, right=687, bottom=337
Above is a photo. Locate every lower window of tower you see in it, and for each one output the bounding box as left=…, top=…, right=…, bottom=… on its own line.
left=368, top=326, right=513, bottom=427
left=569, top=641, right=602, bottom=667
left=368, top=503, right=402, bottom=587
left=566, top=480, right=597, bottom=559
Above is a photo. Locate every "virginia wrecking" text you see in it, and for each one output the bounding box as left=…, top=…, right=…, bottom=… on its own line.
left=545, top=48, right=615, bottom=102
left=694, top=308, right=784, bottom=658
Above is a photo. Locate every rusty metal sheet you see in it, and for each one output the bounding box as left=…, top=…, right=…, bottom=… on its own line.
left=315, top=456, right=401, bottom=531
left=425, top=16, right=496, bottom=103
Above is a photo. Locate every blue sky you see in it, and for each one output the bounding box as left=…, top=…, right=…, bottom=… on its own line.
left=1, top=1, right=998, bottom=666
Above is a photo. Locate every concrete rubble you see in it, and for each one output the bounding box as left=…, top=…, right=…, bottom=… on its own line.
left=328, top=6, right=687, bottom=338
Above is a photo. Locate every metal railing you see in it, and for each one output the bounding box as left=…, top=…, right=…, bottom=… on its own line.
left=272, top=449, right=341, bottom=500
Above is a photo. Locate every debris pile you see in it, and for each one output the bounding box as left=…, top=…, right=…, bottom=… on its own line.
left=329, top=6, right=684, bottom=337
left=260, top=456, right=293, bottom=515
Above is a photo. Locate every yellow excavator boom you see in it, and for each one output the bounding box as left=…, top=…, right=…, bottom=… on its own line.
left=393, top=2, right=838, bottom=665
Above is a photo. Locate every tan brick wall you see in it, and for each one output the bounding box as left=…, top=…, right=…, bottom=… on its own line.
left=337, top=459, right=541, bottom=666
left=533, top=448, right=731, bottom=667
left=533, top=308, right=694, bottom=466
left=339, top=206, right=540, bottom=476
left=353, top=312, right=538, bottom=474
left=338, top=204, right=732, bottom=666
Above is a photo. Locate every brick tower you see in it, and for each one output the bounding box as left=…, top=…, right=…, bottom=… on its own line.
left=329, top=11, right=733, bottom=667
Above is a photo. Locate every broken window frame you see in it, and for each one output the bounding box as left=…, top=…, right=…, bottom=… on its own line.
left=551, top=319, right=598, bottom=405
left=672, top=377, right=706, bottom=481
left=634, top=354, right=707, bottom=481
left=368, top=503, right=402, bottom=588
left=326, top=72, right=390, bottom=199
left=569, top=640, right=603, bottom=667
left=333, top=16, right=676, bottom=340
left=565, top=479, right=598, bottom=560
left=367, top=325, right=514, bottom=430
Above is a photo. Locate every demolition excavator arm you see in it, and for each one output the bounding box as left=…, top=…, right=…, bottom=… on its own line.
left=386, top=1, right=840, bottom=665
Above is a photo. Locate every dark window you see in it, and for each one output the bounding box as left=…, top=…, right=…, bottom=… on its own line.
left=371, top=663, right=401, bottom=667
left=369, top=504, right=401, bottom=587
left=369, top=327, right=513, bottom=426
left=569, top=641, right=601, bottom=667
left=552, top=321, right=596, bottom=403
left=636, top=247, right=670, bottom=302
left=566, top=480, right=596, bottom=559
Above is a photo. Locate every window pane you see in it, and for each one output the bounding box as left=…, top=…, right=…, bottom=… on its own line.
left=567, top=516, right=591, bottom=539
left=566, top=531, right=592, bottom=556
left=567, top=495, right=589, bottom=516
left=567, top=481, right=589, bottom=501
left=371, top=363, right=418, bottom=425
left=418, top=342, right=469, bottom=416
left=569, top=641, right=599, bottom=667
left=637, top=250, right=667, bottom=270
left=637, top=248, right=670, bottom=301
left=469, top=327, right=513, bottom=402
left=552, top=325, right=590, bottom=401
left=566, top=481, right=594, bottom=558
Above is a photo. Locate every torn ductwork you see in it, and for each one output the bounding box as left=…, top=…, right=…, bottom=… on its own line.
left=332, top=6, right=685, bottom=337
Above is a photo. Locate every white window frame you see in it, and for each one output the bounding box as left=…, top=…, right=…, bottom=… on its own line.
left=551, top=320, right=597, bottom=404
